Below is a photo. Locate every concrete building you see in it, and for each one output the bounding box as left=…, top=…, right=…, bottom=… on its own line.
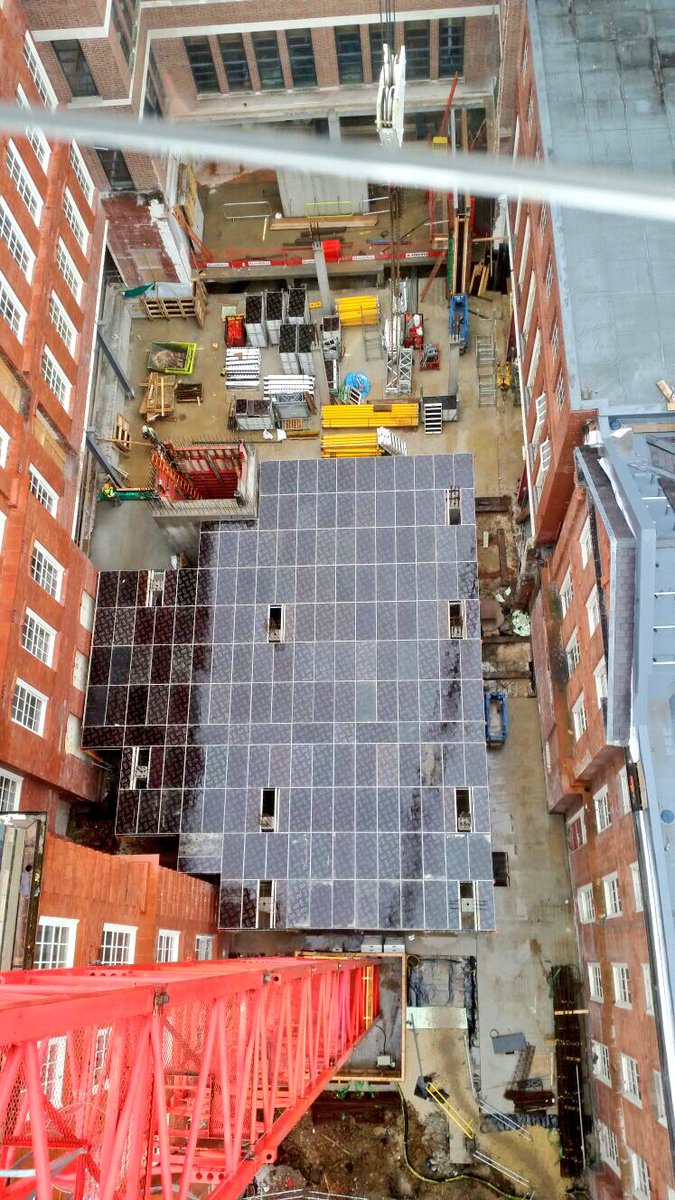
left=0, top=0, right=107, bottom=831
left=16, top=1, right=501, bottom=284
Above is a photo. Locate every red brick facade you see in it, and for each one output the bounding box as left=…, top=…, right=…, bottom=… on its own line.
left=0, top=0, right=106, bottom=827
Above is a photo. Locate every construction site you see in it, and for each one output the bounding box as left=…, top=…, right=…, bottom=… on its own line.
left=3, top=3, right=674, bottom=1200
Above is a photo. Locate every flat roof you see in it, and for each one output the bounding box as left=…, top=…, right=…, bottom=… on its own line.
left=82, top=455, right=495, bottom=933
left=530, top=0, right=675, bottom=415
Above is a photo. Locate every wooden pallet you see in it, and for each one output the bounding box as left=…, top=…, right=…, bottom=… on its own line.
left=139, top=280, right=208, bottom=327
left=175, top=382, right=203, bottom=404
left=139, top=371, right=176, bottom=422
left=111, top=413, right=130, bottom=453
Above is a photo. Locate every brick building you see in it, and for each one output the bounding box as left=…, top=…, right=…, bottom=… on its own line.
left=0, top=0, right=107, bottom=831
left=17, top=0, right=501, bottom=283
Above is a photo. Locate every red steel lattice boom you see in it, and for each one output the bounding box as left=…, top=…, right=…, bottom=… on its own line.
left=0, top=956, right=379, bottom=1200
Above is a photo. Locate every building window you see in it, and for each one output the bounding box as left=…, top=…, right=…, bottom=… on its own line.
left=572, top=694, right=587, bottom=741
left=448, top=602, right=466, bottom=639
left=7, top=141, right=42, bottom=227
left=616, top=766, right=631, bottom=815
left=588, top=962, right=603, bottom=1001
left=156, top=929, right=180, bottom=962
left=56, top=239, right=84, bottom=305
left=217, top=33, right=251, bottom=91
left=252, top=31, right=284, bottom=89
left=0, top=767, right=22, bottom=812
left=603, top=872, right=622, bottom=918
left=518, top=217, right=531, bottom=288
left=0, top=269, right=28, bottom=341
left=80, top=591, right=95, bottom=631
left=28, top=465, right=59, bottom=515
left=65, top=713, right=85, bottom=759
left=69, top=143, right=95, bottom=207
left=538, top=439, right=551, bottom=483
left=11, top=679, right=47, bottom=735
left=112, top=1, right=132, bottom=65
left=586, top=586, right=601, bottom=635
left=195, top=934, right=214, bottom=960
left=527, top=89, right=535, bottom=125
left=369, top=24, right=385, bottom=80
left=521, top=39, right=529, bottom=77
left=577, top=883, right=595, bottom=924
left=594, top=658, right=608, bottom=707
left=439, top=18, right=465, bottom=77
left=95, top=147, right=134, bottom=192
left=73, top=650, right=88, bottom=691
left=629, top=1150, right=650, bottom=1199
left=30, top=541, right=64, bottom=600
left=34, top=917, right=78, bottom=969
left=526, top=329, right=542, bottom=397
left=556, top=369, right=565, bottom=409
left=567, top=808, right=586, bottom=851
left=591, top=1041, right=611, bottom=1085
left=539, top=203, right=548, bottom=237
left=267, top=604, right=286, bottom=643
left=522, top=272, right=536, bottom=345
left=0, top=510, right=6, bottom=553
left=545, top=255, right=554, bottom=297
left=41, top=347, right=72, bottom=411
left=580, top=518, right=592, bottom=567
left=512, top=116, right=520, bottom=160
left=629, top=862, right=643, bottom=912
left=642, top=963, right=654, bottom=1015
left=53, top=40, right=99, bottom=98
left=0, top=192, right=35, bottom=281
left=22, top=609, right=56, bottom=667
left=63, top=188, right=89, bottom=254
left=100, top=923, right=137, bottom=964
left=533, top=392, right=547, bottom=445
left=260, top=787, right=278, bottom=831
left=560, top=569, right=574, bottom=617
left=404, top=21, right=430, bottom=80
left=256, top=879, right=277, bottom=929
left=597, top=1123, right=620, bottom=1175
left=183, top=36, right=219, bottom=93
left=144, top=70, right=163, bottom=118
left=286, top=29, right=317, bottom=88
left=612, top=962, right=632, bottom=1008
left=619, top=1053, right=641, bottom=1105
left=551, top=319, right=560, bottom=359
left=49, top=293, right=77, bottom=356
left=445, top=487, right=461, bottom=524
left=594, top=787, right=611, bottom=832
left=566, top=630, right=580, bottom=675
left=23, top=33, right=57, bottom=108
left=653, top=1070, right=666, bottom=1124
left=0, top=424, right=8, bottom=468
left=335, top=26, right=363, bottom=84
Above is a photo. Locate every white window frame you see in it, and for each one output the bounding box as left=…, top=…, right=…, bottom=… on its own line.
left=630, top=862, right=643, bottom=912
left=597, top=1122, right=620, bottom=1176
left=619, top=1054, right=641, bottom=1105
left=617, top=766, right=631, bottom=815
left=653, top=1070, right=666, bottom=1125
left=551, top=318, right=560, bottom=359
left=566, top=630, right=580, bottom=675
left=28, top=464, right=59, bottom=515
left=526, top=326, right=541, bottom=392
left=522, top=271, right=536, bottom=345
left=545, top=254, right=554, bottom=297
left=603, top=872, right=622, bottom=918
left=73, top=650, right=88, bottom=692
left=34, top=916, right=78, bottom=969
left=556, top=368, right=565, bottom=409
left=586, top=586, right=600, bottom=635
left=23, top=33, right=57, bottom=108
left=195, top=934, right=215, bottom=960
left=41, top=1036, right=67, bottom=1107
left=69, top=143, right=95, bottom=207
left=580, top=518, right=592, bottom=567
left=642, top=962, right=654, bottom=1015
left=518, top=216, right=531, bottom=289
left=588, top=962, right=603, bottom=1001
left=560, top=569, right=574, bottom=617
left=567, top=808, right=586, bottom=851
left=0, top=269, right=28, bottom=341
left=527, top=89, right=534, bottom=126
left=79, top=591, right=95, bottom=631
left=31, top=540, right=64, bottom=601
left=11, top=678, right=47, bottom=735
left=513, top=196, right=522, bottom=239
left=0, top=196, right=35, bottom=281
left=49, top=292, right=78, bottom=356
left=532, top=391, right=547, bottom=445
left=539, top=202, right=548, bottom=237
left=100, top=923, right=137, bottom=965
left=56, top=238, right=84, bottom=306
left=22, top=607, right=56, bottom=667
left=594, top=658, right=608, bottom=707
left=0, top=766, right=23, bottom=812
left=612, top=962, right=632, bottom=1008
left=41, top=346, right=72, bottom=411
left=629, top=1149, right=650, bottom=1199
left=15, top=84, right=51, bottom=173
left=572, top=694, right=587, bottom=741
left=512, top=116, right=520, bottom=160
left=521, top=40, right=528, bottom=78
left=0, top=510, right=5, bottom=555
left=6, top=141, right=42, bottom=226
left=591, top=1040, right=611, bottom=1085
left=63, top=187, right=89, bottom=254
left=594, top=786, right=611, bottom=833
left=156, top=929, right=180, bottom=963
left=0, top=423, right=9, bottom=468
left=577, top=884, right=595, bottom=924
left=539, top=438, right=551, bottom=475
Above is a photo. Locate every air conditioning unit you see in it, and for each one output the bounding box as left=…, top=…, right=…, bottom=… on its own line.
left=457, top=814, right=472, bottom=832
left=134, top=764, right=149, bottom=782
left=461, top=897, right=475, bottom=914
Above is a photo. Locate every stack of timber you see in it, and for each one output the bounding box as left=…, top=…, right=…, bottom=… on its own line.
left=322, top=402, right=419, bottom=429
left=336, top=295, right=380, bottom=326
left=321, top=432, right=382, bottom=458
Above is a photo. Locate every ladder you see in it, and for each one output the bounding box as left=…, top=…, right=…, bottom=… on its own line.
left=476, top=335, right=497, bottom=406
left=423, top=399, right=443, bottom=434
left=426, top=1081, right=474, bottom=1139
left=377, top=427, right=408, bottom=456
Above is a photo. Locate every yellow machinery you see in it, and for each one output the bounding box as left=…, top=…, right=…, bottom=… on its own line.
left=321, top=432, right=382, bottom=458
left=322, top=403, right=418, bottom=429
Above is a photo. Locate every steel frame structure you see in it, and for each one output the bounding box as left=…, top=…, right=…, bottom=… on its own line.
left=0, top=956, right=378, bottom=1200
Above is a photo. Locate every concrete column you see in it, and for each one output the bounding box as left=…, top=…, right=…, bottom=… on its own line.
left=327, top=112, right=341, bottom=140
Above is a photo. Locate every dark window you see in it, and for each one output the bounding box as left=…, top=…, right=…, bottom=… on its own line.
left=404, top=21, right=430, bottom=80
left=335, top=26, right=363, bottom=84
left=52, top=40, right=99, bottom=98
left=492, top=851, right=510, bottom=886
left=260, top=788, right=278, bottom=831
left=456, top=788, right=472, bottom=831
left=218, top=33, right=251, bottom=91
left=369, top=25, right=384, bottom=80
left=448, top=602, right=465, bottom=639
left=184, top=36, right=219, bottom=94
left=95, top=148, right=134, bottom=192
left=439, top=17, right=465, bottom=77
left=252, top=32, right=284, bottom=89
left=112, top=2, right=132, bottom=65
left=144, top=73, right=162, bottom=118
left=286, top=29, right=316, bottom=88
left=445, top=487, right=461, bottom=524
left=267, top=605, right=285, bottom=643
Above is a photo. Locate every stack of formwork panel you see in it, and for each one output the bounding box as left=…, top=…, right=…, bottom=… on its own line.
left=265, top=290, right=286, bottom=344
left=279, top=324, right=300, bottom=374
left=265, top=375, right=314, bottom=420
left=234, top=397, right=275, bottom=431
left=225, top=347, right=261, bottom=388
left=244, top=294, right=267, bottom=347
left=321, top=315, right=341, bottom=395
left=297, top=324, right=315, bottom=375
left=287, top=287, right=308, bottom=324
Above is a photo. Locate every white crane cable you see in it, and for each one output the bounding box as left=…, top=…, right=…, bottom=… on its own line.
left=1, top=103, right=675, bottom=224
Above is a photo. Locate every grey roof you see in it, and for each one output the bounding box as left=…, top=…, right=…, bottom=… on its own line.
left=531, top=0, right=675, bottom=415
